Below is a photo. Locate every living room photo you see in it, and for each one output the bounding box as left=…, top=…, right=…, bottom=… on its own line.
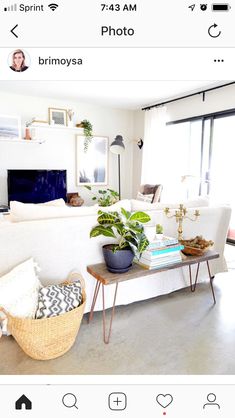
left=0, top=80, right=234, bottom=375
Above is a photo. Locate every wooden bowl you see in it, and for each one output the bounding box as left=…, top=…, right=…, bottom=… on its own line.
left=181, top=245, right=212, bottom=256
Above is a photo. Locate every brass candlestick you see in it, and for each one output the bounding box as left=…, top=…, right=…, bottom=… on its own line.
left=164, top=204, right=200, bottom=241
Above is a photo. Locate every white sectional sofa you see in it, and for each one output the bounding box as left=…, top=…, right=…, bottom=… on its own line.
left=0, top=198, right=231, bottom=313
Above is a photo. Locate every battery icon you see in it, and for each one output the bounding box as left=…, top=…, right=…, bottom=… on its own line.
left=212, top=3, right=231, bottom=11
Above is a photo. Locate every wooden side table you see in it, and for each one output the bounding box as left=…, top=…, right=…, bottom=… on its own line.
left=87, top=251, right=219, bottom=344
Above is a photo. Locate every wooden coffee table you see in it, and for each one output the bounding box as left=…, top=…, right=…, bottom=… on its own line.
left=87, top=250, right=219, bottom=344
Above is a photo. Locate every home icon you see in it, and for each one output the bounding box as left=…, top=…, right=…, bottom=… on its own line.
left=15, top=394, right=32, bottom=410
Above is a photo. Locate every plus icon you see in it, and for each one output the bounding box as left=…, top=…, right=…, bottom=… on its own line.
left=114, top=397, right=122, bottom=406
left=108, top=392, right=127, bottom=411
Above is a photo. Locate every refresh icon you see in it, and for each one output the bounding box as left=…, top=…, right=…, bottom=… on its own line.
left=208, top=23, right=221, bottom=38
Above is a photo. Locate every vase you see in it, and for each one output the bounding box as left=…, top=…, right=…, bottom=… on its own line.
left=24, top=128, right=31, bottom=140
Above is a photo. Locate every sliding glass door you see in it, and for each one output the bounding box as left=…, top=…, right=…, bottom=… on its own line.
left=167, top=111, right=235, bottom=242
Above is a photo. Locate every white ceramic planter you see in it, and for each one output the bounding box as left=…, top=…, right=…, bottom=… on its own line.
left=144, top=225, right=156, bottom=242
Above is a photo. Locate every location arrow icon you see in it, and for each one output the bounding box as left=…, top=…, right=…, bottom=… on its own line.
left=188, top=4, right=196, bottom=11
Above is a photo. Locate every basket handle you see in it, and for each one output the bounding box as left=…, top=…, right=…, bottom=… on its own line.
left=0, top=307, right=7, bottom=317
left=66, top=271, right=86, bottom=290
left=0, top=308, right=8, bottom=340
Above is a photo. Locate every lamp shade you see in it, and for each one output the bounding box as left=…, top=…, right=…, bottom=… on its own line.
left=110, top=135, right=125, bottom=155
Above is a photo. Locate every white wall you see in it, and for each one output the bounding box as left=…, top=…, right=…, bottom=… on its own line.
left=0, top=91, right=135, bottom=205
left=132, top=84, right=235, bottom=197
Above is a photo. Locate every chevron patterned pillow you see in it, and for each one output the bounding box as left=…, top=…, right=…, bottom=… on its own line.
left=35, top=281, right=83, bottom=319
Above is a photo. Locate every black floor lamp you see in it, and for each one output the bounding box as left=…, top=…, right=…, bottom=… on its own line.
left=110, top=135, right=125, bottom=199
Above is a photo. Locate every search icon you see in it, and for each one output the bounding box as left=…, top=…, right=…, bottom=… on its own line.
left=62, top=393, right=78, bottom=409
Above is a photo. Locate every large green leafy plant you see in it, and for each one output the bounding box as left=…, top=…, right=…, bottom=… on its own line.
left=90, top=208, right=151, bottom=258
left=84, top=186, right=119, bottom=207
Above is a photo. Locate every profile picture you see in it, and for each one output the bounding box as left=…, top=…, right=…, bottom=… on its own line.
left=9, top=49, right=30, bottom=72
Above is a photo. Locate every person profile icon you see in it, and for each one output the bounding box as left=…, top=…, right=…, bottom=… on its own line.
left=9, top=49, right=29, bottom=72
left=203, top=393, right=220, bottom=409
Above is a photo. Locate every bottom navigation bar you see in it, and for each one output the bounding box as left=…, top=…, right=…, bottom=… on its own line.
left=0, top=384, right=233, bottom=417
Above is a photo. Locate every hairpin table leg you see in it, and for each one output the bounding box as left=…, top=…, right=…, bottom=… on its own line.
left=207, top=260, right=216, bottom=304
left=189, top=263, right=200, bottom=292
left=88, top=281, right=101, bottom=323
left=102, top=282, right=119, bottom=344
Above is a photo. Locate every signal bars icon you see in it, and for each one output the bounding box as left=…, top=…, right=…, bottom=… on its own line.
left=48, top=3, right=59, bottom=11
left=4, top=3, right=17, bottom=11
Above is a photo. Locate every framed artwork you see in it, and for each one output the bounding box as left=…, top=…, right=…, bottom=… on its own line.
left=48, top=108, right=67, bottom=126
left=76, top=135, right=108, bottom=185
left=0, top=115, right=21, bottom=140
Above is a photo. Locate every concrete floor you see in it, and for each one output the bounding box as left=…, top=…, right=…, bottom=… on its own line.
left=0, top=245, right=235, bottom=375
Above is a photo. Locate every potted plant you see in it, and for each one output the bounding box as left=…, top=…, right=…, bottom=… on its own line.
left=90, top=208, right=151, bottom=273
left=77, top=119, right=93, bottom=152
left=156, top=223, right=164, bottom=239
left=84, top=186, right=119, bottom=206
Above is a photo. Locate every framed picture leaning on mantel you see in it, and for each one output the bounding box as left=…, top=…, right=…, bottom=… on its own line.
left=76, top=135, right=108, bottom=185
left=48, top=108, right=67, bottom=126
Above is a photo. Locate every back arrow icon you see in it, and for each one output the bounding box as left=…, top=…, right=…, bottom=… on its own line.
left=10, top=24, right=18, bottom=38
left=208, top=23, right=221, bottom=38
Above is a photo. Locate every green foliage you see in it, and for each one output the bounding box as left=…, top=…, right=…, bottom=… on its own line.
left=156, top=223, right=163, bottom=234
left=81, top=119, right=93, bottom=152
left=90, top=208, right=151, bottom=259
left=130, top=212, right=151, bottom=223
left=90, top=225, right=116, bottom=238
left=84, top=186, right=119, bottom=206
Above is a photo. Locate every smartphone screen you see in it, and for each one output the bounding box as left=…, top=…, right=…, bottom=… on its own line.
left=0, top=1, right=234, bottom=416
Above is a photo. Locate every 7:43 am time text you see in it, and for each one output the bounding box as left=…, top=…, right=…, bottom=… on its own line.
left=101, top=3, right=137, bottom=12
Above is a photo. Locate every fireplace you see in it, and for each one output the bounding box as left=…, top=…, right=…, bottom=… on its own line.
left=7, top=169, right=67, bottom=204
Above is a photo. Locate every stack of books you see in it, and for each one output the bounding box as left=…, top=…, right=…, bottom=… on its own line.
left=136, top=236, right=184, bottom=270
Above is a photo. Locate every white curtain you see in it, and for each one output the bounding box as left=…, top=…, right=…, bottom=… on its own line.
left=141, top=106, right=167, bottom=184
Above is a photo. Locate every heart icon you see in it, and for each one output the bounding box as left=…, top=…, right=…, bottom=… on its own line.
left=156, top=394, right=173, bottom=408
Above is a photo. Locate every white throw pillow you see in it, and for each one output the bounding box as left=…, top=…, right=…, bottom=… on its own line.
left=40, top=198, right=66, bottom=207
left=98, top=199, right=131, bottom=213
left=10, top=201, right=98, bottom=222
left=136, top=192, right=154, bottom=203
left=0, top=258, right=41, bottom=319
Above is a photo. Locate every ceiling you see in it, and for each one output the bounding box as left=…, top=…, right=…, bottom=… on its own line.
left=0, top=80, right=224, bottom=110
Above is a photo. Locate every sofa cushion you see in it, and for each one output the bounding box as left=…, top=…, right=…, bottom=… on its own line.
left=0, top=258, right=41, bottom=319
left=10, top=201, right=98, bottom=222
left=35, top=280, right=83, bottom=319
left=131, top=196, right=209, bottom=212
left=98, top=199, right=131, bottom=213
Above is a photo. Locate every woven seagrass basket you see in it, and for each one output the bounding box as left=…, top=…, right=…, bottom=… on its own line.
left=0, top=274, right=86, bottom=361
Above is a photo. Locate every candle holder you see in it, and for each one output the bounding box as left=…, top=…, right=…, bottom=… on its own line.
left=164, top=204, right=200, bottom=241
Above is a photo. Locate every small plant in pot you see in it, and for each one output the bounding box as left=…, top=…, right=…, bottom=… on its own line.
left=156, top=223, right=164, bottom=239
left=77, top=119, right=93, bottom=152
left=90, top=208, right=151, bottom=273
